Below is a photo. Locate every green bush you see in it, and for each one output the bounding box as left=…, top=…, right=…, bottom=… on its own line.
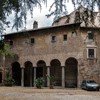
left=47, top=75, right=55, bottom=85
left=35, top=77, right=44, bottom=88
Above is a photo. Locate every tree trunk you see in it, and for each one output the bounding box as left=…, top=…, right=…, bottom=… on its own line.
left=2, top=55, right=5, bottom=84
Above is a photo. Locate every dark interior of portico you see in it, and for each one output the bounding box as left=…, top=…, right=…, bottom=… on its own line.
left=0, top=72, right=2, bottom=83
left=50, top=59, right=62, bottom=86
left=12, top=62, right=21, bottom=86
left=65, top=57, right=78, bottom=88
left=24, top=61, right=33, bottom=87
left=36, top=60, right=47, bottom=86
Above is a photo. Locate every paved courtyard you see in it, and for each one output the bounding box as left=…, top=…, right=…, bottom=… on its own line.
left=0, top=87, right=100, bottom=100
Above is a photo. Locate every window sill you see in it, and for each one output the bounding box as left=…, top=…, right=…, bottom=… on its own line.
left=87, top=58, right=96, bottom=60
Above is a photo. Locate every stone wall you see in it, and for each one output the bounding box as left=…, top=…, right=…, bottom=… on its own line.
left=6, top=25, right=83, bottom=66
left=4, top=25, right=100, bottom=87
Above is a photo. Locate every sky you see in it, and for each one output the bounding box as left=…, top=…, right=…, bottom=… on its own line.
left=5, top=0, right=74, bottom=33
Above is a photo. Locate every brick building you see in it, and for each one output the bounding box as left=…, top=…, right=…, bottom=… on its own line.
left=0, top=6, right=100, bottom=88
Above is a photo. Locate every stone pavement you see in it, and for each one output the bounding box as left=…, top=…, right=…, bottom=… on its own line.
left=0, top=87, right=100, bottom=100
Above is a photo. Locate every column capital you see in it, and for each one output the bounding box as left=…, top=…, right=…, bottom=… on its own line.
left=33, top=66, right=37, bottom=68
left=21, top=67, right=25, bottom=69
left=47, top=66, right=50, bottom=68
left=21, top=66, right=25, bottom=68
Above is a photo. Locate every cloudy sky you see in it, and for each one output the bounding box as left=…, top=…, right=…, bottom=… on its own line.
left=5, top=0, right=74, bottom=33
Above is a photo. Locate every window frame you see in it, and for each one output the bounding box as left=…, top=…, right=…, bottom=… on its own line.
left=87, top=48, right=96, bottom=59
left=87, top=31, right=94, bottom=40
left=51, top=35, right=56, bottom=42
left=63, top=34, right=67, bottom=41
left=30, top=38, right=35, bottom=44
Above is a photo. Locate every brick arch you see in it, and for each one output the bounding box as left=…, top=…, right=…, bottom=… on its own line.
left=24, top=61, right=33, bottom=68
left=11, top=61, right=21, bottom=67
left=65, top=57, right=78, bottom=65
left=50, top=59, right=61, bottom=66
left=37, top=60, right=46, bottom=67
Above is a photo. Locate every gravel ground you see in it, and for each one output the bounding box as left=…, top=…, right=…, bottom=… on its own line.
left=0, top=86, right=100, bottom=100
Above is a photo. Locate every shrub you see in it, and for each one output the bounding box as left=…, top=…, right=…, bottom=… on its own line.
left=35, top=77, right=44, bottom=88
left=47, top=75, right=55, bottom=85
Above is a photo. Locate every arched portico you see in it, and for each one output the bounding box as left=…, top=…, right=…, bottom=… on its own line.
left=36, top=60, right=47, bottom=86
left=50, top=59, right=62, bottom=86
left=65, top=57, right=78, bottom=88
left=12, top=62, right=21, bottom=86
left=24, top=61, right=33, bottom=87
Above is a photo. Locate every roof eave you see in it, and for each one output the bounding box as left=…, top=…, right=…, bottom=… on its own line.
left=4, top=22, right=81, bottom=36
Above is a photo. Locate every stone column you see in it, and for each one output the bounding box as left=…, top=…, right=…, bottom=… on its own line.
left=21, top=68, right=24, bottom=87
left=77, top=64, right=80, bottom=88
left=62, top=66, right=65, bottom=88
left=78, top=60, right=83, bottom=88
left=30, top=68, right=32, bottom=87
left=34, top=67, right=36, bottom=87
left=47, top=66, right=50, bottom=87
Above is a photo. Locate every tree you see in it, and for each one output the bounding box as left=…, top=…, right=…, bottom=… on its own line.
left=47, top=0, right=100, bottom=23
left=46, top=0, right=67, bottom=21
left=0, top=42, right=15, bottom=84
left=0, top=0, right=47, bottom=34
left=0, top=0, right=100, bottom=35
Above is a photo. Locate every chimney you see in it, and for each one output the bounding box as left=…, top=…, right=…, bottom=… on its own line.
left=33, top=21, right=38, bottom=29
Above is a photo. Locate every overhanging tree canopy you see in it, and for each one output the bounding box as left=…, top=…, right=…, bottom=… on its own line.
left=0, top=0, right=100, bottom=35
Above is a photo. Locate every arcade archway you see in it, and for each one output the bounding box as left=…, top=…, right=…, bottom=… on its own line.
left=50, top=59, right=62, bottom=86
left=24, top=61, right=33, bottom=87
left=12, top=62, right=21, bottom=86
left=65, top=57, right=78, bottom=88
left=36, top=60, right=47, bottom=86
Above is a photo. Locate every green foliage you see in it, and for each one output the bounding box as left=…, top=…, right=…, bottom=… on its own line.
left=0, top=0, right=47, bottom=33
left=0, top=0, right=100, bottom=33
left=47, top=75, right=55, bottom=83
left=0, top=42, right=15, bottom=57
left=4, top=70, right=15, bottom=86
left=35, top=77, right=44, bottom=88
left=46, top=0, right=67, bottom=21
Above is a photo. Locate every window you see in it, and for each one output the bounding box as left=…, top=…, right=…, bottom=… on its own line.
left=88, top=31, right=94, bottom=40
left=51, top=35, right=56, bottom=42
left=31, top=38, right=35, bottom=44
left=87, top=48, right=96, bottom=58
left=88, top=49, right=94, bottom=58
left=63, top=35, right=67, bottom=41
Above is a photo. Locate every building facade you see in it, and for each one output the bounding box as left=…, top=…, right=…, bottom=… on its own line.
left=0, top=7, right=100, bottom=88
